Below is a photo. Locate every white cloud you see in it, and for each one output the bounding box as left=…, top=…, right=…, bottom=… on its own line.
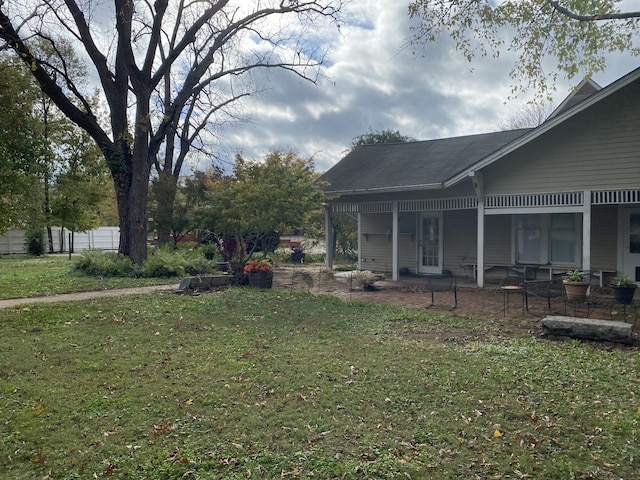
left=219, top=1, right=640, bottom=172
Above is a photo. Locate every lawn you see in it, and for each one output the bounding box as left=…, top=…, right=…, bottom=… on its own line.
left=0, top=255, right=177, bottom=299
left=0, top=281, right=638, bottom=479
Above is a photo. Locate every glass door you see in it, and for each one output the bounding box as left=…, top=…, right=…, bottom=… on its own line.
left=418, top=213, right=443, bottom=274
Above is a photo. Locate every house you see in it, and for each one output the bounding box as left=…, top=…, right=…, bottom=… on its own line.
left=319, top=67, right=640, bottom=287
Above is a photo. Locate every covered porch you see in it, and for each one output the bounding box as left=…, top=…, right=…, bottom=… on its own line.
left=324, top=188, right=640, bottom=288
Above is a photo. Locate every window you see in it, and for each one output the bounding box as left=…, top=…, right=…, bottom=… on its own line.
left=514, top=213, right=581, bottom=265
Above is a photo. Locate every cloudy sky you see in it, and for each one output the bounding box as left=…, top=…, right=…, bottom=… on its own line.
left=214, top=0, right=639, bottom=173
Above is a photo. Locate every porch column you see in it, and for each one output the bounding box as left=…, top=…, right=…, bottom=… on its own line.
left=392, top=201, right=399, bottom=281
left=477, top=200, right=485, bottom=288
left=471, top=171, right=485, bottom=288
left=582, top=189, right=591, bottom=273
left=324, top=205, right=333, bottom=269
left=357, top=212, right=362, bottom=270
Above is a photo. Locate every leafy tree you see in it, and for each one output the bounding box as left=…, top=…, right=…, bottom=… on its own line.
left=0, top=57, right=46, bottom=232
left=0, top=1, right=342, bottom=264
left=149, top=169, right=213, bottom=247
left=351, top=128, right=417, bottom=149
left=51, top=128, right=110, bottom=253
left=408, top=0, right=640, bottom=96
left=201, top=150, right=325, bottom=271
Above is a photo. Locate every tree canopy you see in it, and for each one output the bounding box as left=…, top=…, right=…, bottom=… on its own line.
left=0, top=57, right=46, bottom=232
left=408, top=0, right=640, bottom=96
left=351, top=129, right=417, bottom=150
left=201, top=150, right=325, bottom=269
left=0, top=0, right=342, bottom=264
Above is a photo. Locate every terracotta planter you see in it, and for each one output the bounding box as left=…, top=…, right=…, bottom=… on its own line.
left=563, top=280, right=590, bottom=300
left=612, top=285, right=637, bottom=305
left=247, top=271, right=273, bottom=289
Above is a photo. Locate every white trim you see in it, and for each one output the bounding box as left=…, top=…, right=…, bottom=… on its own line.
left=582, top=190, right=592, bottom=273
left=329, top=188, right=640, bottom=215
left=485, top=206, right=585, bottom=215
left=392, top=201, right=399, bottom=281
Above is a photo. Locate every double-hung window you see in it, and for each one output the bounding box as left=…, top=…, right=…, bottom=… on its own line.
left=514, top=213, right=581, bottom=265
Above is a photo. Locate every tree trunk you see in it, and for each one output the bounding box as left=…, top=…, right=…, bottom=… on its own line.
left=113, top=153, right=151, bottom=265
left=155, top=179, right=177, bottom=245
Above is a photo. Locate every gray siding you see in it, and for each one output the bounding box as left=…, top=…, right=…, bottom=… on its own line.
left=360, top=213, right=419, bottom=273
left=360, top=214, right=393, bottom=272
left=484, top=82, right=640, bottom=194
left=591, top=205, right=617, bottom=270
left=443, top=210, right=477, bottom=277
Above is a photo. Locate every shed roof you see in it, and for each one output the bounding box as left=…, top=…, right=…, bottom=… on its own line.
left=320, top=129, right=530, bottom=195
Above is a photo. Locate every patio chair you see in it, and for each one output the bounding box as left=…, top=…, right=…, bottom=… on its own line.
left=507, top=265, right=538, bottom=282
left=524, top=279, right=564, bottom=316
left=425, top=270, right=457, bottom=309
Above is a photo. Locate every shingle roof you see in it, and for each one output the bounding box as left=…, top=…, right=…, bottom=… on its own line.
left=320, top=129, right=531, bottom=194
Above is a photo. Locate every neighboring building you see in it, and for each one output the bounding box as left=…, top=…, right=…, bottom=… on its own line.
left=320, top=67, right=640, bottom=287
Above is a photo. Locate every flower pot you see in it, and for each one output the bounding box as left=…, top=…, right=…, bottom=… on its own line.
left=612, top=285, right=637, bottom=305
left=247, top=271, right=273, bottom=289
left=216, top=261, right=230, bottom=272
left=563, top=280, right=590, bottom=300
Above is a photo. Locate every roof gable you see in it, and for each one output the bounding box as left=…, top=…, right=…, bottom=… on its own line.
left=547, top=77, right=602, bottom=119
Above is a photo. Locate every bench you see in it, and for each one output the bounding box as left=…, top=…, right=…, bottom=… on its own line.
left=541, top=315, right=634, bottom=344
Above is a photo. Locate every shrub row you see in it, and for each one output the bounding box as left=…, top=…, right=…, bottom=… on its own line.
left=72, top=246, right=212, bottom=278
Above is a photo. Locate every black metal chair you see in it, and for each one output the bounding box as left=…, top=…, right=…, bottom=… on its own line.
left=524, top=279, right=564, bottom=316
left=425, top=271, right=457, bottom=309
left=508, top=265, right=538, bottom=282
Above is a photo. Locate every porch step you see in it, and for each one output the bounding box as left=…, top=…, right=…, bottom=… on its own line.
left=541, top=316, right=634, bottom=344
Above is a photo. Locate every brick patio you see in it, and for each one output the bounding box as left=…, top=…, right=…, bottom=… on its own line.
left=273, top=266, right=639, bottom=339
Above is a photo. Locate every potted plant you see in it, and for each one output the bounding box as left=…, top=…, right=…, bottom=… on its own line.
left=201, top=242, right=217, bottom=260
left=318, top=267, right=334, bottom=281
left=563, top=269, right=590, bottom=300
left=243, top=259, right=274, bottom=288
left=611, top=275, right=637, bottom=305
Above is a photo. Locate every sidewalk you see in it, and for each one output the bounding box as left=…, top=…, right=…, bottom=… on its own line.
left=0, top=284, right=178, bottom=309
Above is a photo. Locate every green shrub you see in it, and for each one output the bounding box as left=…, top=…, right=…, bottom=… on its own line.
left=73, top=246, right=214, bottom=278
left=73, top=250, right=139, bottom=277
left=25, top=229, right=45, bottom=256
left=142, top=245, right=212, bottom=278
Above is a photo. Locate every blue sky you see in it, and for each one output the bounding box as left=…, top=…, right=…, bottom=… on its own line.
left=209, top=1, right=640, bottom=173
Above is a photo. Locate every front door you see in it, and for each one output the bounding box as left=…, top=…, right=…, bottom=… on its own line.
left=418, top=212, right=443, bottom=274
left=623, top=208, right=640, bottom=283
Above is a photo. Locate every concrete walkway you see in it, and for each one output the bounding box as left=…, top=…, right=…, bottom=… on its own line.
left=0, top=284, right=179, bottom=309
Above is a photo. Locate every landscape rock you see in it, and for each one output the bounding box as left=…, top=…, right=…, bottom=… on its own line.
left=541, top=315, right=634, bottom=344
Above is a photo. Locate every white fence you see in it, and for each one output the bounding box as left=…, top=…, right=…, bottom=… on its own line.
left=0, top=226, right=120, bottom=254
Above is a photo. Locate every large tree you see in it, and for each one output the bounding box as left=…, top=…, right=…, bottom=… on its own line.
left=408, top=0, right=640, bottom=96
left=0, top=0, right=342, bottom=264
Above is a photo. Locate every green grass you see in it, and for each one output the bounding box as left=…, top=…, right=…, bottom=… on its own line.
left=0, top=287, right=638, bottom=479
left=0, top=255, right=177, bottom=299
